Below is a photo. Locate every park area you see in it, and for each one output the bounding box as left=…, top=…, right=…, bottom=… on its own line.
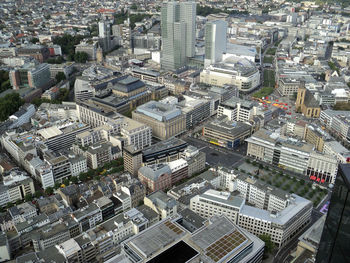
left=236, top=160, right=328, bottom=206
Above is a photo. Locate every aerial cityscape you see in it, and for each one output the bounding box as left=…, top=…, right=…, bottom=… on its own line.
left=0, top=0, right=349, bottom=262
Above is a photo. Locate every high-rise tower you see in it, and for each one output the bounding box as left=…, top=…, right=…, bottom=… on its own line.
left=161, top=1, right=196, bottom=71
left=204, top=20, right=227, bottom=67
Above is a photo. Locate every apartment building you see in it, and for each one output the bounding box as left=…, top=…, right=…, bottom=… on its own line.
left=190, top=189, right=312, bottom=247
left=68, top=154, right=88, bottom=177
left=72, top=203, right=103, bottom=233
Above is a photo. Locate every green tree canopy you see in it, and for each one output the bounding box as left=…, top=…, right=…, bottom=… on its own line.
left=55, top=72, right=66, bottom=83
left=74, top=51, right=89, bottom=63
left=0, top=93, right=25, bottom=121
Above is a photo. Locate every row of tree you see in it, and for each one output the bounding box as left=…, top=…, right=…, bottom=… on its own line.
left=0, top=70, right=11, bottom=93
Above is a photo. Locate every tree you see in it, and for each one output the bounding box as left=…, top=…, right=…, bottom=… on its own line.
left=34, top=191, right=42, bottom=199
left=94, top=176, right=100, bottom=181
left=259, top=234, right=275, bottom=255
left=55, top=72, right=66, bottom=83
left=130, top=3, right=137, bottom=10
left=30, top=37, right=39, bottom=44
left=0, top=93, right=25, bottom=121
left=70, top=176, right=78, bottom=184
left=24, top=194, right=33, bottom=202
left=79, top=173, right=88, bottom=182
left=54, top=182, right=61, bottom=190
left=6, top=202, right=13, bottom=209
left=45, top=187, right=54, bottom=195
left=63, top=178, right=70, bottom=186
left=74, top=51, right=89, bottom=63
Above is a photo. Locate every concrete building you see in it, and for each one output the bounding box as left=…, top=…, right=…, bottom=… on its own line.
left=203, top=116, right=252, bottom=149
left=230, top=174, right=291, bottom=212
left=218, top=97, right=258, bottom=122
left=123, top=146, right=143, bottom=176
left=320, top=109, right=350, bottom=143
left=190, top=189, right=312, bottom=247
left=132, top=101, right=186, bottom=140
left=144, top=191, right=177, bottom=220
left=75, top=41, right=98, bottom=61
left=205, top=20, right=227, bottom=66
left=0, top=170, right=35, bottom=207
left=161, top=1, right=196, bottom=71
left=246, top=128, right=313, bottom=174
left=86, top=142, right=113, bottom=169
left=45, top=153, right=71, bottom=183
left=8, top=202, right=37, bottom=224
left=277, top=78, right=305, bottom=97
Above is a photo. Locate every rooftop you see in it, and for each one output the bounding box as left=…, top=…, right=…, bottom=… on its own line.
left=135, top=101, right=182, bottom=122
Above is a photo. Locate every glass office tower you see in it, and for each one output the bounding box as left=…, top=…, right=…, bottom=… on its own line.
left=316, top=163, right=350, bottom=263
left=161, top=1, right=196, bottom=71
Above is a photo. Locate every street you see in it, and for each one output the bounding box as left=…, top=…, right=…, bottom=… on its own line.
left=184, top=136, right=246, bottom=168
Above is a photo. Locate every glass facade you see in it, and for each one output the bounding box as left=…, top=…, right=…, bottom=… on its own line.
left=316, top=164, right=350, bottom=263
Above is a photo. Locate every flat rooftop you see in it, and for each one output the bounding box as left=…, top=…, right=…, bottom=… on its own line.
left=148, top=240, right=198, bottom=263
left=125, top=219, right=186, bottom=259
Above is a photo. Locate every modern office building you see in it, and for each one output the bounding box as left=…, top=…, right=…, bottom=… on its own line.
left=132, top=101, right=186, bottom=140
left=203, top=116, right=252, bottom=149
left=316, top=164, right=350, bottom=263
left=161, top=1, right=196, bottom=71
left=218, top=97, right=258, bottom=122
left=9, top=63, right=51, bottom=90
left=99, top=21, right=111, bottom=52
left=205, top=20, right=227, bottom=66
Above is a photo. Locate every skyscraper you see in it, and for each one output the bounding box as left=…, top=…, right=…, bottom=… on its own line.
left=161, top=1, right=196, bottom=71
left=316, top=163, right=350, bottom=263
left=98, top=21, right=111, bottom=52
left=204, top=20, right=227, bottom=66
